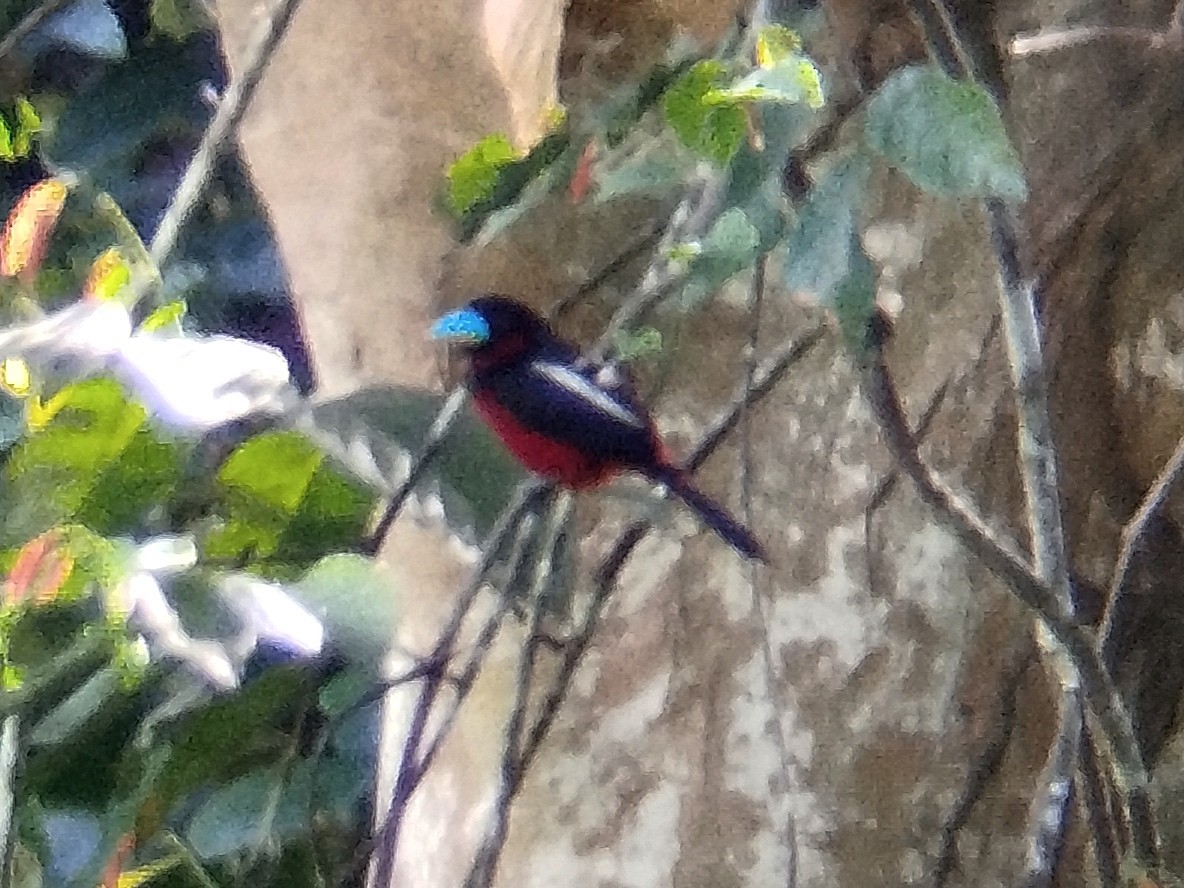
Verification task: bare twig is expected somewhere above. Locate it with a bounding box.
[1010,25,1183,58]
[463,495,572,888]
[903,1,1093,875]
[586,169,729,364]
[361,387,470,556]
[741,259,799,888]
[1079,720,1121,888]
[862,350,1154,866]
[0,716,19,888]
[934,651,1032,888]
[985,206,1082,888]
[0,0,73,64]
[365,480,547,888]
[1098,431,1184,657]
[1010,3,1184,58]
[146,0,306,278]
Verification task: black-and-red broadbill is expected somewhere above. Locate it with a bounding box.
[431,295,767,561]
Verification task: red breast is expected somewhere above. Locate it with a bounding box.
[472,391,620,488]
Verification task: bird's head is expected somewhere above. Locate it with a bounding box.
[430,295,552,360]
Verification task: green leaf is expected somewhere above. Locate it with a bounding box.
[469,138,578,246]
[662,61,747,165]
[783,154,870,305]
[755,25,802,67]
[456,131,573,243]
[12,97,40,158]
[679,207,761,308]
[206,431,372,565]
[864,65,1027,201]
[75,430,185,534]
[2,380,148,544]
[612,327,663,362]
[220,432,321,514]
[138,300,186,334]
[0,119,13,161]
[832,247,879,355]
[705,57,825,109]
[157,666,319,803]
[445,135,519,216]
[290,554,398,664]
[593,144,691,203]
[186,769,277,859]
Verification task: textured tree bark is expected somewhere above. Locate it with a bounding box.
[212,0,1184,884]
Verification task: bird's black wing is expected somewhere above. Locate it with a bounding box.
[478,355,661,467]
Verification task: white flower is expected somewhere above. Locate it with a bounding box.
[219,573,325,659]
[132,534,198,574]
[116,570,238,690]
[0,300,132,368]
[110,535,237,689]
[0,301,297,432]
[114,334,294,432]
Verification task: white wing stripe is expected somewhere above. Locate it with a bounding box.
[532,361,645,428]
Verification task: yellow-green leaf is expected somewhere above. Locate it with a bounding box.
[755,25,802,68]
[83,247,132,302]
[445,135,520,216]
[139,300,187,333]
[663,61,746,166]
[12,97,40,157]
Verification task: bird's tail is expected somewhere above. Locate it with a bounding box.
[646,464,767,562]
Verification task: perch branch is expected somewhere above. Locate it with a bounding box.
[862,348,1154,865]
[0,0,72,63]
[1098,430,1184,658]
[1011,3,1184,58]
[147,0,306,276]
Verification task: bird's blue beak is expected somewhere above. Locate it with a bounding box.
[430,308,491,345]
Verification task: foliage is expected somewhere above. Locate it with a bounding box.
[0,2,1033,887]
[443,22,1025,358]
[0,7,482,888]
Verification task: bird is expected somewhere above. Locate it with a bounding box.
[430,295,767,561]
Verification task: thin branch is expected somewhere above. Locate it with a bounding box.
[586,169,729,364]
[1079,719,1121,888]
[0,717,19,888]
[464,495,572,888]
[1021,702,1079,888]
[364,481,546,888]
[0,0,73,64]
[146,0,306,279]
[1011,1,1184,57]
[985,202,1083,888]
[1010,25,1183,57]
[905,2,1092,875]
[862,347,1152,862]
[934,651,1032,888]
[741,259,799,888]
[361,387,469,556]
[552,224,668,320]
[1098,430,1184,658]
